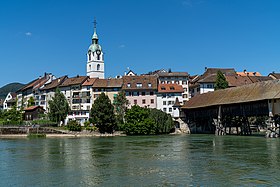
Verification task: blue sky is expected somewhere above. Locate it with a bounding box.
[1,0,280,87]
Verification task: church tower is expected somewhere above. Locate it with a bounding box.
[87,19,104,79]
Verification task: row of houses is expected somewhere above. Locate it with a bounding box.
[1,68,280,125]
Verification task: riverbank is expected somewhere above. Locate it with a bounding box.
[0,131,126,138]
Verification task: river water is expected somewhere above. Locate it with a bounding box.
[0,135,280,186]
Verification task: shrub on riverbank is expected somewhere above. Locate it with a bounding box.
[124,105,174,135]
[66,120,81,131]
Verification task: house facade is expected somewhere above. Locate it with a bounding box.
[122,75,158,108]
[156,83,184,118]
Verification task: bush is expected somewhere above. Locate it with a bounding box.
[27,133,46,138]
[66,120,82,131]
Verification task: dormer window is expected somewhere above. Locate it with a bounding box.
[161,86,166,90]
[148,83,152,87]
[127,83,131,88]
[170,86,175,90]
[136,83,142,88]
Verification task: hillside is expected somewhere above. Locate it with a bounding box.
[0,83,25,99]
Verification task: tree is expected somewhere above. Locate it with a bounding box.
[90,92,116,133]
[124,105,155,135]
[48,89,70,124]
[27,97,35,107]
[113,91,129,125]
[149,108,174,134]
[214,70,229,90]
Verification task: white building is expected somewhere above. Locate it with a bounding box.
[3,92,17,110]
[86,20,104,79]
[156,83,184,118]
[156,71,190,105]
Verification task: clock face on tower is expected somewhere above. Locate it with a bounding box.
[96,50,101,55]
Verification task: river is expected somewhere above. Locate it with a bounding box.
[0,135,279,186]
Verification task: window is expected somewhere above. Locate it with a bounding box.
[163,108,167,112]
[168,101,172,105]
[161,86,166,90]
[127,83,131,88]
[163,101,166,105]
[136,83,142,88]
[151,99,154,104]
[97,64,100,71]
[150,92,154,96]
[169,108,172,112]
[183,81,187,85]
[170,86,175,90]
[183,94,188,98]
[88,52,91,61]
[141,92,145,96]
[134,100,137,105]
[89,64,91,70]
[142,99,146,104]
[148,83,152,87]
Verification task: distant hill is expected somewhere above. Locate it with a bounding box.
[0,83,25,100]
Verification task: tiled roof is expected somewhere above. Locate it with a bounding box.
[92,78,123,88]
[237,72,262,76]
[158,83,184,93]
[248,76,272,83]
[225,75,253,87]
[269,73,280,79]
[59,76,88,87]
[122,75,158,90]
[182,79,280,109]
[197,68,236,83]
[82,78,98,86]
[24,105,45,111]
[156,72,189,77]
[42,76,68,90]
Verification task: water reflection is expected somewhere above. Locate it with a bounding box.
[0,135,280,186]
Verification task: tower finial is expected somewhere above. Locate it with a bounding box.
[93,17,97,34]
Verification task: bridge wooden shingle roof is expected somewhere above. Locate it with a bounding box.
[182,79,280,109]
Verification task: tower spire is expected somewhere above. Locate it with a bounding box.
[93,17,97,34]
[92,17,98,41]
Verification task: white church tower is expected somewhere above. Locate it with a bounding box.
[87,19,104,79]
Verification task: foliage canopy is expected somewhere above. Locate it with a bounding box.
[90,92,116,133]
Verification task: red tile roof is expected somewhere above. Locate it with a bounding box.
[92,78,123,88]
[24,105,45,111]
[41,76,68,90]
[59,76,88,87]
[237,72,262,76]
[82,78,98,86]
[122,75,158,90]
[158,84,184,93]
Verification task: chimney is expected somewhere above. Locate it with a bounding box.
[253,72,256,76]
[243,69,247,75]
[205,67,208,72]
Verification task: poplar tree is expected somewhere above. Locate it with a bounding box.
[113,91,129,125]
[90,92,116,133]
[48,89,70,124]
[214,70,229,90]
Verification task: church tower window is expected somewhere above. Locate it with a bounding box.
[97,64,100,71]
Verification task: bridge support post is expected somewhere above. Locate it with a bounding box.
[215,105,225,136]
[266,100,279,138]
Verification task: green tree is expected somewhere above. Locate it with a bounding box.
[124,105,156,135]
[113,91,129,126]
[149,108,174,134]
[90,92,116,133]
[48,89,70,124]
[27,97,35,107]
[214,70,229,90]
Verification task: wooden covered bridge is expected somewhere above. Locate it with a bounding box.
[181,79,280,137]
